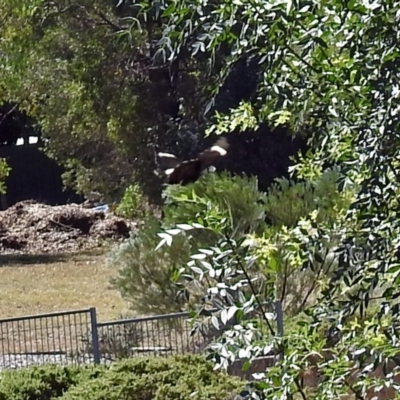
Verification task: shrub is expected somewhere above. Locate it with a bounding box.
[110,170,356,320]
[162,171,267,237]
[62,355,243,400]
[0,364,95,400]
[248,169,358,315]
[263,168,357,229]
[0,356,244,400]
[108,215,193,315]
[152,169,358,322]
[115,182,151,220]
[109,172,268,315]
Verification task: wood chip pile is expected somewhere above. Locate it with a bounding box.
[0,200,137,254]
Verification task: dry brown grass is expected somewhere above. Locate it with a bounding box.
[0,250,203,357]
[0,249,129,322]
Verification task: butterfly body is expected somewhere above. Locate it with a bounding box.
[154,138,229,185]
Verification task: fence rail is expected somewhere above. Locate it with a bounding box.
[96,312,205,361]
[0,301,283,370]
[0,308,95,370]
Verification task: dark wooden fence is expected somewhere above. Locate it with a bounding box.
[0,144,83,210]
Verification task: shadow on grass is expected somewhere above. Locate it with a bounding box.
[0,248,107,266]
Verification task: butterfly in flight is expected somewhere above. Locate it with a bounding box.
[154,137,230,185]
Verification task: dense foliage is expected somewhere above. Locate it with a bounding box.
[162,171,267,237]
[109,215,191,315]
[109,172,268,314]
[3,0,400,398]
[110,170,354,321]
[0,0,304,203]
[0,355,243,400]
[129,0,400,398]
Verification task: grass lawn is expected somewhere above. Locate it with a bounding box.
[0,249,129,322]
[0,250,197,357]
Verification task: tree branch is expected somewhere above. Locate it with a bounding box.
[96,11,123,32]
[224,233,276,337]
[0,101,22,126]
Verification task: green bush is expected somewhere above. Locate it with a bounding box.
[110,169,358,319]
[162,171,267,237]
[0,364,98,400]
[249,169,358,316]
[109,172,268,315]
[108,215,193,315]
[0,356,244,400]
[115,183,151,220]
[264,168,356,229]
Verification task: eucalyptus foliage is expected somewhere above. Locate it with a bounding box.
[130,0,400,397]
[110,173,269,315]
[162,171,267,237]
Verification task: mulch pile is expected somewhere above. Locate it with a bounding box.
[0,200,137,255]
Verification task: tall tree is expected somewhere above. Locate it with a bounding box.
[144,0,400,397]
[0,0,305,203]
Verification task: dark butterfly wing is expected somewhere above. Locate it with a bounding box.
[197,137,229,170]
[156,152,181,170]
[167,159,202,185]
[157,137,229,185]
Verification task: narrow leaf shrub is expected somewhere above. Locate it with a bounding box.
[246,169,357,315]
[109,172,269,315]
[108,215,192,315]
[162,171,268,237]
[264,168,356,229]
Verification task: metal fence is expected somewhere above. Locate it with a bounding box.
[96,311,209,363]
[0,301,283,370]
[0,308,97,370]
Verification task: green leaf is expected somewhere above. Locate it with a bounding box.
[313,36,328,48]
[314,253,324,263]
[162,2,176,17]
[211,315,220,330]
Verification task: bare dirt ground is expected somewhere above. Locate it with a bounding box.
[0,200,137,255]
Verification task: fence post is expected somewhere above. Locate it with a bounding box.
[89,308,101,364]
[274,300,284,337]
